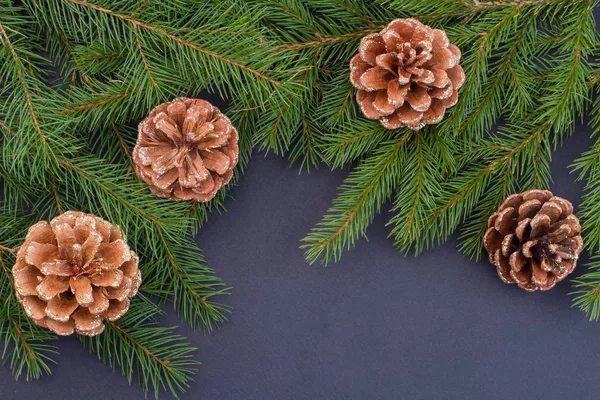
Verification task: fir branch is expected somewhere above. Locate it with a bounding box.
[279,27,382,50]
[323,122,391,168]
[0,23,46,144]
[66,90,130,113]
[303,134,411,264]
[440,6,531,139]
[150,229,230,332]
[0,253,58,381]
[387,131,452,253]
[455,13,535,136]
[572,258,600,321]
[471,0,567,9]
[0,302,58,381]
[109,122,134,166]
[412,123,551,255]
[80,297,198,399]
[58,158,166,227]
[63,0,283,87]
[133,25,158,87]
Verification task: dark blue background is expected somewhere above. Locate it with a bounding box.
[2,114,599,398]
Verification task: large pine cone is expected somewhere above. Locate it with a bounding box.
[133,98,239,202]
[484,190,583,292]
[12,211,141,336]
[350,18,465,130]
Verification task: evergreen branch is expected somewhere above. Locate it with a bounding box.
[65,91,130,113]
[50,177,63,214]
[109,122,133,166]
[0,254,58,381]
[471,0,568,8]
[536,0,597,139]
[269,0,322,32]
[457,167,516,259]
[410,122,551,253]
[441,6,530,138]
[58,158,165,226]
[80,297,198,399]
[0,23,46,144]
[151,228,230,332]
[0,305,58,381]
[330,0,376,25]
[388,132,449,253]
[133,25,158,87]
[303,134,411,264]
[0,245,16,253]
[0,120,15,137]
[280,27,382,50]
[64,0,283,87]
[325,125,392,168]
[572,258,600,321]
[456,14,533,136]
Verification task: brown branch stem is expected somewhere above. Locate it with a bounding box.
[0,24,46,143]
[108,322,172,369]
[133,25,157,87]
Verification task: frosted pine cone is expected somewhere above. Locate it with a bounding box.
[133,98,239,202]
[350,18,465,130]
[12,211,141,336]
[484,190,583,292]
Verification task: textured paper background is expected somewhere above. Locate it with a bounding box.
[2,96,600,399]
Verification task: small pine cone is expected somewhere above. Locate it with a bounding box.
[133,98,239,202]
[350,18,465,130]
[12,211,141,336]
[484,190,583,292]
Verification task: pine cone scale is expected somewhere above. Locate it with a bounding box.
[103,299,130,322]
[88,288,110,314]
[407,86,431,112]
[167,101,187,126]
[484,190,583,291]
[38,276,69,300]
[22,295,46,320]
[46,296,78,322]
[373,91,395,116]
[46,318,74,336]
[89,269,123,287]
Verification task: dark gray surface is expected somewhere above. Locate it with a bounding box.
[2,125,600,399]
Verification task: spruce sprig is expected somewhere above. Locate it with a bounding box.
[292,0,598,266]
[0,0,272,396]
[79,296,198,400]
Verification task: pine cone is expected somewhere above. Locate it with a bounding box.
[350,18,465,130]
[12,211,141,336]
[483,190,583,292]
[133,98,239,202]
